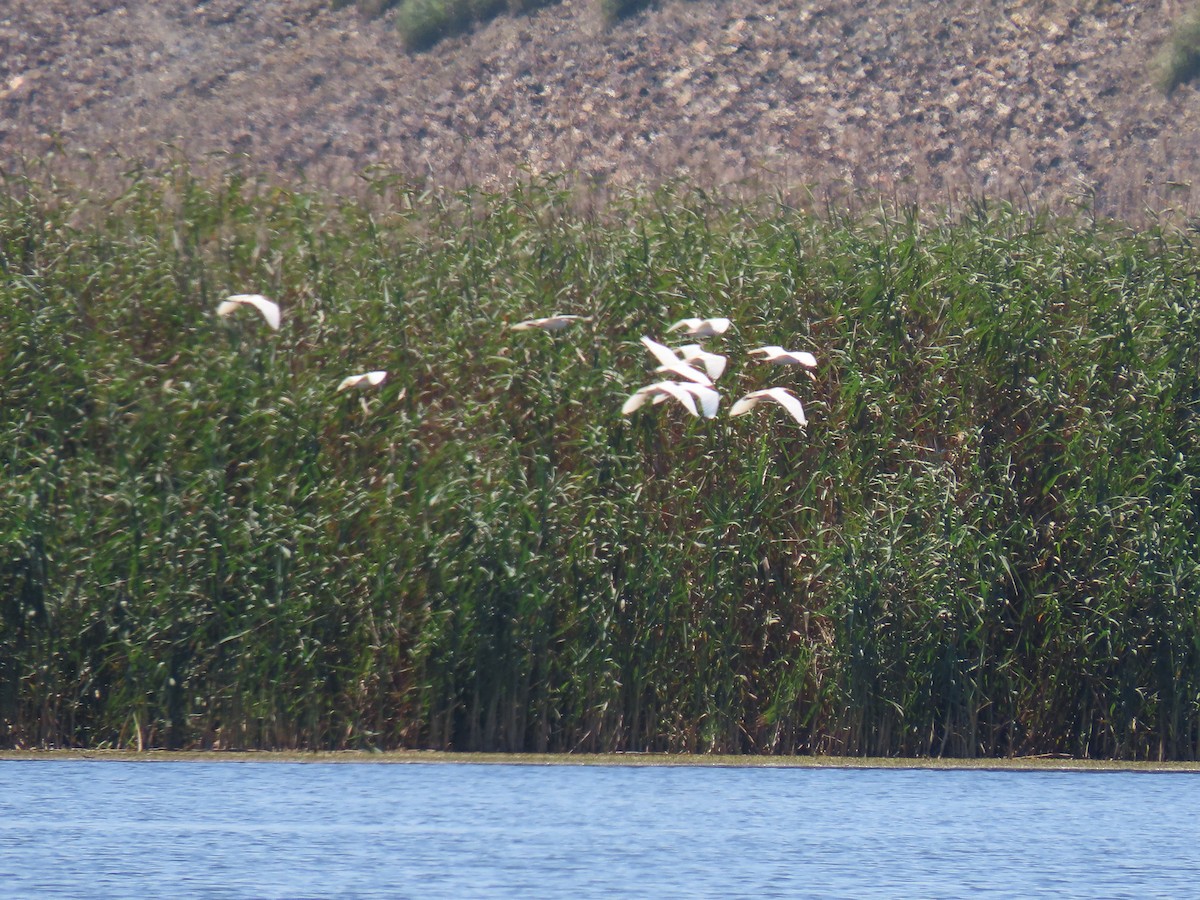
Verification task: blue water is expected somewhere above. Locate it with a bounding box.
[1,760,1197,899]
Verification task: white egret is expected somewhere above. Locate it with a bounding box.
[677,344,728,380]
[336,371,388,392]
[622,381,720,419]
[639,336,715,385]
[510,315,586,331]
[216,293,281,330]
[749,346,818,368]
[666,317,731,338]
[730,387,808,425]
[624,384,705,420]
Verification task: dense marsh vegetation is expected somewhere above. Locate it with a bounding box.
[4,165,1200,759]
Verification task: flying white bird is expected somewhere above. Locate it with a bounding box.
[639,337,716,385]
[641,336,683,367]
[666,317,731,338]
[336,371,388,392]
[654,361,712,385]
[622,381,720,418]
[216,294,281,330]
[749,346,818,368]
[677,344,728,380]
[510,315,586,331]
[672,381,721,418]
[730,387,808,425]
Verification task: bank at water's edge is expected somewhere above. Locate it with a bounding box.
[5,750,1200,772]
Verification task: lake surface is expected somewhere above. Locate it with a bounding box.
[1,759,1197,898]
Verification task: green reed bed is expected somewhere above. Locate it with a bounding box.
[3,166,1200,758]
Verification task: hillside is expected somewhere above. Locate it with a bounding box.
[5,0,1200,217]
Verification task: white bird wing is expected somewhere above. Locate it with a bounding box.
[666,318,699,334]
[337,370,388,392]
[667,317,731,337]
[677,382,721,418]
[655,381,700,416]
[765,388,807,424]
[749,345,785,360]
[541,315,582,330]
[750,345,818,367]
[624,381,701,417]
[640,336,682,367]
[654,358,713,385]
[621,384,658,415]
[223,293,280,330]
[511,317,555,330]
[512,314,583,331]
[729,391,764,417]
[678,344,727,380]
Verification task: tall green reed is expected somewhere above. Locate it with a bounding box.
[4,166,1200,758]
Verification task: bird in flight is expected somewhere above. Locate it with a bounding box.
[336,371,388,392]
[730,387,808,425]
[510,315,587,331]
[676,344,728,380]
[748,346,817,368]
[666,317,731,338]
[622,381,720,418]
[216,294,281,330]
[640,337,714,385]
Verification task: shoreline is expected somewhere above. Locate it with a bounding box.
[2,749,1199,772]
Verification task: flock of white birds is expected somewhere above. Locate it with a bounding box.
[214,294,814,426]
[512,313,815,426]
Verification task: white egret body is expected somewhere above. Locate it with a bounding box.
[336,371,388,392]
[666,317,731,338]
[510,315,586,331]
[749,346,818,368]
[217,294,281,330]
[730,387,808,425]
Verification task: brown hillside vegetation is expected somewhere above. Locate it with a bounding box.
[3,0,1200,218]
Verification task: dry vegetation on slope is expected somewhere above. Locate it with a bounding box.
[3,1,1200,217]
